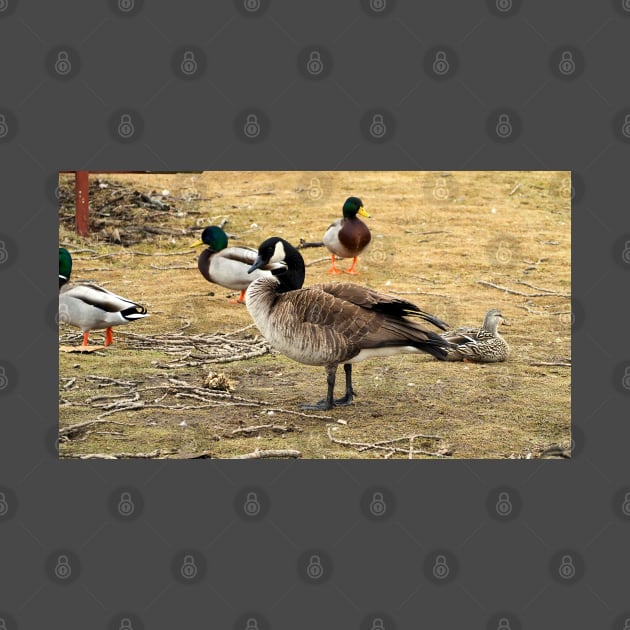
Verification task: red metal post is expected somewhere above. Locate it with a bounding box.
[75,170,89,236]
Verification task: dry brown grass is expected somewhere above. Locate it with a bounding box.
[58,170,571,459]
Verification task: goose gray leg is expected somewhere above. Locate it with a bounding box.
[300,364,338,411]
[333,364,354,405]
[299,364,355,410]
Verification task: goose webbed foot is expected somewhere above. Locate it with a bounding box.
[299,364,354,411]
[299,399,334,411]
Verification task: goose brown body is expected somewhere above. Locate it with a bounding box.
[245,237,452,410]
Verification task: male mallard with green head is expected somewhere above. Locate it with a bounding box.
[323,196,371,275]
[193,225,280,304]
[58,247,149,347]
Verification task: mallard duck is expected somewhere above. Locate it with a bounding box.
[193,226,281,304]
[58,247,149,347]
[440,309,509,362]
[246,237,452,410]
[323,196,371,274]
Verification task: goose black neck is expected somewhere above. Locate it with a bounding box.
[273,239,306,292]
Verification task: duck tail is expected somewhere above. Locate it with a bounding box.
[121,305,149,321]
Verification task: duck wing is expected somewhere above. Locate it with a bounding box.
[60,283,147,314]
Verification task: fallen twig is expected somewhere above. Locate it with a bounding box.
[327,427,447,458]
[529,361,571,367]
[230,448,302,459]
[477,280,570,298]
[230,423,298,436]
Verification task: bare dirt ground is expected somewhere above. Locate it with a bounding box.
[58,170,571,459]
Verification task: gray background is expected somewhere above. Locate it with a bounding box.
[0,0,629,628]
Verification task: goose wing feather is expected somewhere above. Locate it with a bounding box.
[269,284,448,363]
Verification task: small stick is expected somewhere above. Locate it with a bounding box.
[529,361,571,367]
[509,183,521,196]
[230,448,302,459]
[477,280,570,298]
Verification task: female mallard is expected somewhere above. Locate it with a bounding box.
[441,309,509,362]
[246,237,452,410]
[193,226,280,304]
[58,247,149,347]
[323,196,371,274]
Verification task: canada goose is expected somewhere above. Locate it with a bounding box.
[323,196,371,274]
[58,247,149,347]
[440,309,509,362]
[245,237,452,410]
[192,225,278,304]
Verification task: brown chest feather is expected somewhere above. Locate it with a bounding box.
[338,218,371,253]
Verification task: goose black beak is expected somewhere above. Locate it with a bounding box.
[248,257,265,273]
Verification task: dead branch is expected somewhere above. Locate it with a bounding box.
[477,280,570,298]
[327,427,447,458]
[149,264,196,270]
[298,239,325,249]
[390,290,451,298]
[515,280,568,294]
[305,257,330,267]
[230,448,302,459]
[61,449,177,459]
[230,423,297,436]
[59,418,128,438]
[509,183,521,196]
[529,361,571,367]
